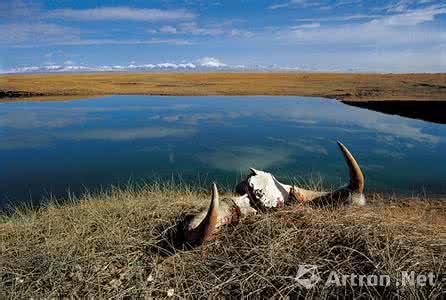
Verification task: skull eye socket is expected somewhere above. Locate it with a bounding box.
[254,189,264,198]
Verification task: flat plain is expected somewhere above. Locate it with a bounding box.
[1,72,446,101]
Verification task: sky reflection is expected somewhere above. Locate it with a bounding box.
[1,95,445,205]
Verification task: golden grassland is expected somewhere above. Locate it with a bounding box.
[1,72,446,102]
[1,183,445,298]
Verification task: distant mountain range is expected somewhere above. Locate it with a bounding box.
[1,59,309,74]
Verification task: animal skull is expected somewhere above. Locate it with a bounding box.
[164,141,365,249]
[238,141,365,208]
[245,168,288,208]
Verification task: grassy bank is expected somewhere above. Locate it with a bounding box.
[1,183,444,298]
[1,72,446,102]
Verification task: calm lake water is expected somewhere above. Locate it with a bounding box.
[1,96,445,206]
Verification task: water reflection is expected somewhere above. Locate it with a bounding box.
[1,96,445,205]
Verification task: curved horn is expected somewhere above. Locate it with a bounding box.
[185,183,220,245]
[249,168,259,175]
[337,141,364,193]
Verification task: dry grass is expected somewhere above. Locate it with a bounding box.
[0,183,445,298]
[1,72,446,102]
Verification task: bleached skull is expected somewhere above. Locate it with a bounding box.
[232,194,258,216]
[166,141,365,250]
[238,141,366,209]
[247,168,289,208]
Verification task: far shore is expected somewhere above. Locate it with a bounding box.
[1,72,445,102]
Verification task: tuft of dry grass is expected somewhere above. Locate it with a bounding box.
[1,72,446,102]
[1,184,445,298]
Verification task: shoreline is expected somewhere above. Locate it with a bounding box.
[3,178,446,213]
[1,72,445,102]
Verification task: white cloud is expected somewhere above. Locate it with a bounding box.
[159,25,177,34]
[334,0,362,6]
[292,23,320,29]
[295,3,446,25]
[297,14,384,22]
[268,3,291,10]
[0,132,54,150]
[270,4,446,72]
[229,29,254,38]
[282,15,446,47]
[197,57,226,67]
[383,0,437,13]
[0,111,86,129]
[46,6,196,22]
[373,149,405,160]
[0,125,197,149]
[268,137,328,155]
[370,5,446,26]
[0,23,192,47]
[269,0,318,10]
[178,22,225,36]
[0,22,191,47]
[77,38,191,46]
[199,146,294,171]
[161,113,224,124]
[153,22,253,38]
[268,101,442,144]
[0,0,42,20]
[0,23,81,46]
[68,127,197,141]
[385,0,413,13]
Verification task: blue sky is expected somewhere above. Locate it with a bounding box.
[1,0,445,73]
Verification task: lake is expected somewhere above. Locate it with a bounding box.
[1,95,445,207]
